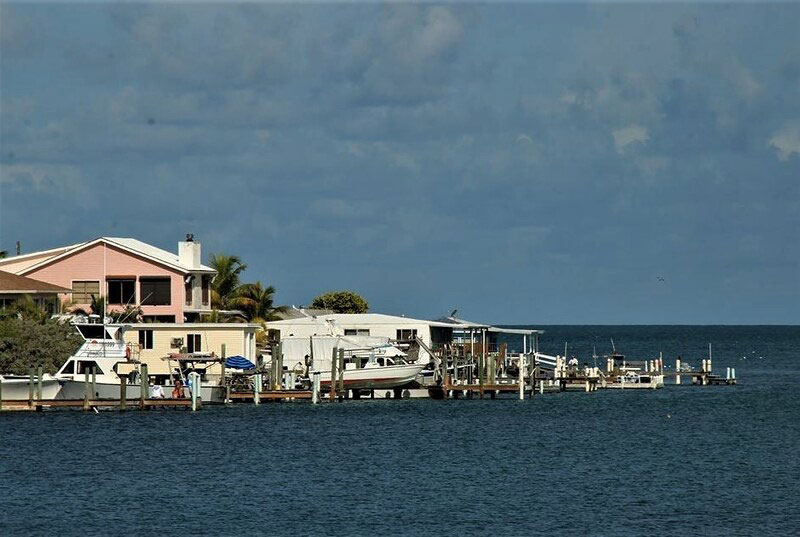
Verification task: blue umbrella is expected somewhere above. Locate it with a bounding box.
[225,355,255,370]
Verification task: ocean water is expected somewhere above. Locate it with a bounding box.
[1,326,798,536]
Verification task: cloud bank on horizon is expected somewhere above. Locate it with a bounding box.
[1,3,798,324]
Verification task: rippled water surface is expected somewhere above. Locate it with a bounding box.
[1,326,798,536]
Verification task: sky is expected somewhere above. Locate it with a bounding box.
[1,2,798,324]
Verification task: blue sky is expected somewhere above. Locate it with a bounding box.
[1,3,798,324]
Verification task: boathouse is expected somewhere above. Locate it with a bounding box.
[265,313,459,365]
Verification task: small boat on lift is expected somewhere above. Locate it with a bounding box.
[280,335,424,391]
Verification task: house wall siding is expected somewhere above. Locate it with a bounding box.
[25,243,187,321]
[124,325,257,375]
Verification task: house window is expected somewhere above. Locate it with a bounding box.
[72,281,100,303]
[396,329,418,341]
[140,277,171,305]
[187,334,201,353]
[185,278,193,306]
[107,279,136,305]
[344,329,370,336]
[138,329,154,350]
[201,275,211,305]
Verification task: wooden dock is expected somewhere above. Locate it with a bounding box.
[0,398,194,411]
[227,390,313,402]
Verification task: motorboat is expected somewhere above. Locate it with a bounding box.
[318,354,424,390]
[54,322,225,402]
[0,374,62,400]
[280,335,424,391]
[602,352,664,389]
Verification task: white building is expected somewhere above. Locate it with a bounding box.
[265,313,459,365]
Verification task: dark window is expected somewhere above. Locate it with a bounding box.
[72,281,100,303]
[142,315,175,323]
[185,278,192,306]
[138,330,154,350]
[77,361,104,375]
[59,360,75,375]
[201,275,211,305]
[107,279,136,305]
[76,325,112,340]
[344,329,370,336]
[187,334,201,353]
[140,278,171,306]
[396,329,418,341]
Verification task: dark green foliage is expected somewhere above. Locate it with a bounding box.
[0,318,83,374]
[310,291,369,314]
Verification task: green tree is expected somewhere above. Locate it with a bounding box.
[231,281,285,322]
[0,318,83,374]
[310,291,369,314]
[209,254,247,309]
[2,295,49,323]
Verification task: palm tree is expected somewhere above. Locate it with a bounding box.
[209,254,247,309]
[230,281,285,322]
[6,295,49,323]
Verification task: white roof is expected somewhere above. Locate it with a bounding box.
[19,237,215,275]
[267,313,456,328]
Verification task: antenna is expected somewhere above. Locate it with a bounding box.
[610,338,616,352]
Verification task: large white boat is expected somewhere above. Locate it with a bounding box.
[280,335,424,391]
[0,374,62,400]
[54,323,225,402]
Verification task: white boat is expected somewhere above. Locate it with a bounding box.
[318,357,425,390]
[0,374,62,400]
[281,335,424,391]
[602,352,664,389]
[54,322,225,402]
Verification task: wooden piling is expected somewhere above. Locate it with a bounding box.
[190,372,199,411]
[140,364,148,409]
[675,357,682,385]
[312,371,320,404]
[28,367,34,407]
[91,366,97,398]
[0,376,3,410]
[518,354,525,400]
[329,348,337,401]
[36,366,43,401]
[220,343,228,403]
[83,370,90,411]
[120,377,127,410]
[253,373,261,405]
[337,348,345,397]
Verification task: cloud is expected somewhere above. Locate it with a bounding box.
[612,124,649,153]
[768,122,800,161]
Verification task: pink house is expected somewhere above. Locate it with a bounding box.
[0,236,216,323]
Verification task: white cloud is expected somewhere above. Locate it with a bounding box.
[768,123,800,161]
[612,124,649,154]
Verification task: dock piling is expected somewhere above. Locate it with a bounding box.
[329,348,337,401]
[190,372,199,411]
[120,377,127,410]
[312,371,320,404]
[253,372,261,405]
[36,366,43,401]
[83,370,90,411]
[29,367,34,407]
[337,348,345,398]
[140,364,148,409]
[518,354,525,400]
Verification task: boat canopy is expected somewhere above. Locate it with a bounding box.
[225,355,255,370]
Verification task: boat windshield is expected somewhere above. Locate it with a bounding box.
[59,360,74,375]
[76,360,105,375]
[76,324,113,341]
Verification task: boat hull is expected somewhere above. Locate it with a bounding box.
[0,377,62,400]
[319,364,424,390]
[57,380,225,403]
